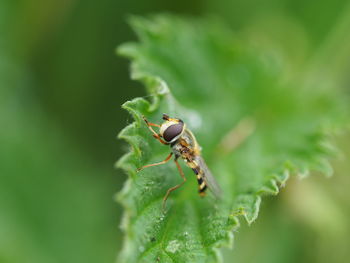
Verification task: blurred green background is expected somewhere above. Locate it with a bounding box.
[0,0,349,263]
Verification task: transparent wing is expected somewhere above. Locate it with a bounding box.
[196,155,222,198]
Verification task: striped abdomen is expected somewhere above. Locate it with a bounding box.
[184,155,222,198]
[191,166,207,196]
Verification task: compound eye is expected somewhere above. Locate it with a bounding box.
[163,123,184,142]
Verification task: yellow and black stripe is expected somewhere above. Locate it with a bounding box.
[191,167,207,196]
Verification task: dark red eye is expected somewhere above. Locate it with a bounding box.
[163,123,184,142]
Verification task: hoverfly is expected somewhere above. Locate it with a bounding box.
[137,113,221,210]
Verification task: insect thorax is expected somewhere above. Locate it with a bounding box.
[170,129,198,160]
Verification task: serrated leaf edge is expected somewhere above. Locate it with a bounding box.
[116,14,340,262]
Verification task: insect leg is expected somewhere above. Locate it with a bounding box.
[162,157,186,211]
[142,115,168,145]
[143,115,160,127]
[136,153,173,172]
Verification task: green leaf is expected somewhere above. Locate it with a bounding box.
[116,15,346,263]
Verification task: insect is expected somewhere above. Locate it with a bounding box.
[137,113,221,210]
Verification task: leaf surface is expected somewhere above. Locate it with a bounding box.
[117,15,345,263]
